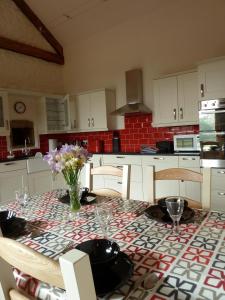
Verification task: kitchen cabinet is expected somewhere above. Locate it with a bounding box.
[198,58,225,100]
[75,89,116,131]
[101,155,143,201]
[0,92,9,136]
[211,168,225,211]
[153,72,198,126]
[0,160,28,205]
[178,156,201,203]
[38,95,70,133]
[142,155,179,201]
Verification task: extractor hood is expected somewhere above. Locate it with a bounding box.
[112,69,151,115]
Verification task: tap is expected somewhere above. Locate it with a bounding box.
[22,138,30,156]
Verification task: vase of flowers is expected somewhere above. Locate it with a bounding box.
[44,144,90,218]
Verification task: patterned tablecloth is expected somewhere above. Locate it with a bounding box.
[2,191,225,300]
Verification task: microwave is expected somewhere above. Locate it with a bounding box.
[173,134,200,152]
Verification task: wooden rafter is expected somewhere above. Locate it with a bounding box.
[0,0,64,65]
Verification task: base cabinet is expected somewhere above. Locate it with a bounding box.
[211,168,225,211]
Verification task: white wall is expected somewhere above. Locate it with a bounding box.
[0,0,64,94]
[62,0,225,128]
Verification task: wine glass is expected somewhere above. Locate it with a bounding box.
[165,197,184,235]
[15,186,29,217]
[94,204,112,239]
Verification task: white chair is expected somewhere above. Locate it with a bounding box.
[145,166,211,209]
[85,163,131,200]
[0,237,96,300]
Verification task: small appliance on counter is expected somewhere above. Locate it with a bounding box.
[173,134,200,153]
[112,132,121,153]
[156,141,174,154]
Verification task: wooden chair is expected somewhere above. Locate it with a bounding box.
[145,166,211,209]
[85,163,131,199]
[0,237,96,300]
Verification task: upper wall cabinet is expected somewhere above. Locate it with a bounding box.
[153,72,198,127]
[38,95,71,134]
[75,89,116,131]
[198,58,225,100]
[0,92,9,136]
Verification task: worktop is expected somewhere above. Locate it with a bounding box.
[91,152,200,156]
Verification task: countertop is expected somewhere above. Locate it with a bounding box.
[91,152,200,156]
[0,152,200,163]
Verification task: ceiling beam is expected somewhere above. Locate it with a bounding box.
[0,36,64,65]
[12,0,64,58]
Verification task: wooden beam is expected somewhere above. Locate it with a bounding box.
[12,0,64,59]
[0,36,64,65]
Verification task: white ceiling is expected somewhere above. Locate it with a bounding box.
[26,0,160,45]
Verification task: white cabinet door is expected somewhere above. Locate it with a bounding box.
[178,72,198,124]
[198,59,225,100]
[211,168,225,211]
[142,156,179,202]
[0,92,9,136]
[153,77,178,125]
[90,91,107,130]
[153,72,198,127]
[28,170,52,196]
[0,169,28,205]
[76,93,91,130]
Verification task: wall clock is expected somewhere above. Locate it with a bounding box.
[14,101,26,114]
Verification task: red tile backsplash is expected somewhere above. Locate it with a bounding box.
[0,113,199,158]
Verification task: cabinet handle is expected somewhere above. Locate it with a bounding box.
[200,84,204,97]
[179,107,183,119]
[218,192,225,196]
[116,165,123,169]
[117,181,122,184]
[182,157,196,160]
[217,170,225,174]
[88,118,90,127]
[91,118,94,127]
[173,108,177,120]
[116,156,125,159]
[4,162,15,166]
[153,157,165,160]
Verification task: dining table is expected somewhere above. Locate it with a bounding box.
[1,190,225,300]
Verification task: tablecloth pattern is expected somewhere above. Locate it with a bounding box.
[2,191,225,300]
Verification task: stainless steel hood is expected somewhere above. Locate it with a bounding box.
[112,69,151,115]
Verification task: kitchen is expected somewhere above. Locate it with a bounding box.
[0,1,225,299]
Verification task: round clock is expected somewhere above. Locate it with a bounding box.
[14,101,26,114]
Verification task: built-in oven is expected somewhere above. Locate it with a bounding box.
[199,99,225,167]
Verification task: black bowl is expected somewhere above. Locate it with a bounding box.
[0,210,16,223]
[158,197,188,215]
[76,239,120,265]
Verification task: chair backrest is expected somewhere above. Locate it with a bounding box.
[85,163,131,199]
[144,166,211,209]
[0,237,96,300]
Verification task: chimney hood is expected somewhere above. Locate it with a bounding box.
[112,69,151,116]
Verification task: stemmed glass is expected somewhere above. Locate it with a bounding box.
[94,204,112,239]
[165,197,184,235]
[15,186,29,218]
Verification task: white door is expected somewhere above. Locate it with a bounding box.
[90,90,107,130]
[0,170,28,205]
[76,93,91,130]
[198,59,225,99]
[28,170,52,196]
[178,72,199,124]
[153,77,178,125]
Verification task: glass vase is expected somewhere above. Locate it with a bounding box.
[68,184,81,220]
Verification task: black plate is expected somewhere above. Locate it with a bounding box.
[0,210,16,223]
[76,239,120,265]
[0,217,27,237]
[93,251,133,296]
[144,205,195,223]
[58,191,96,205]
